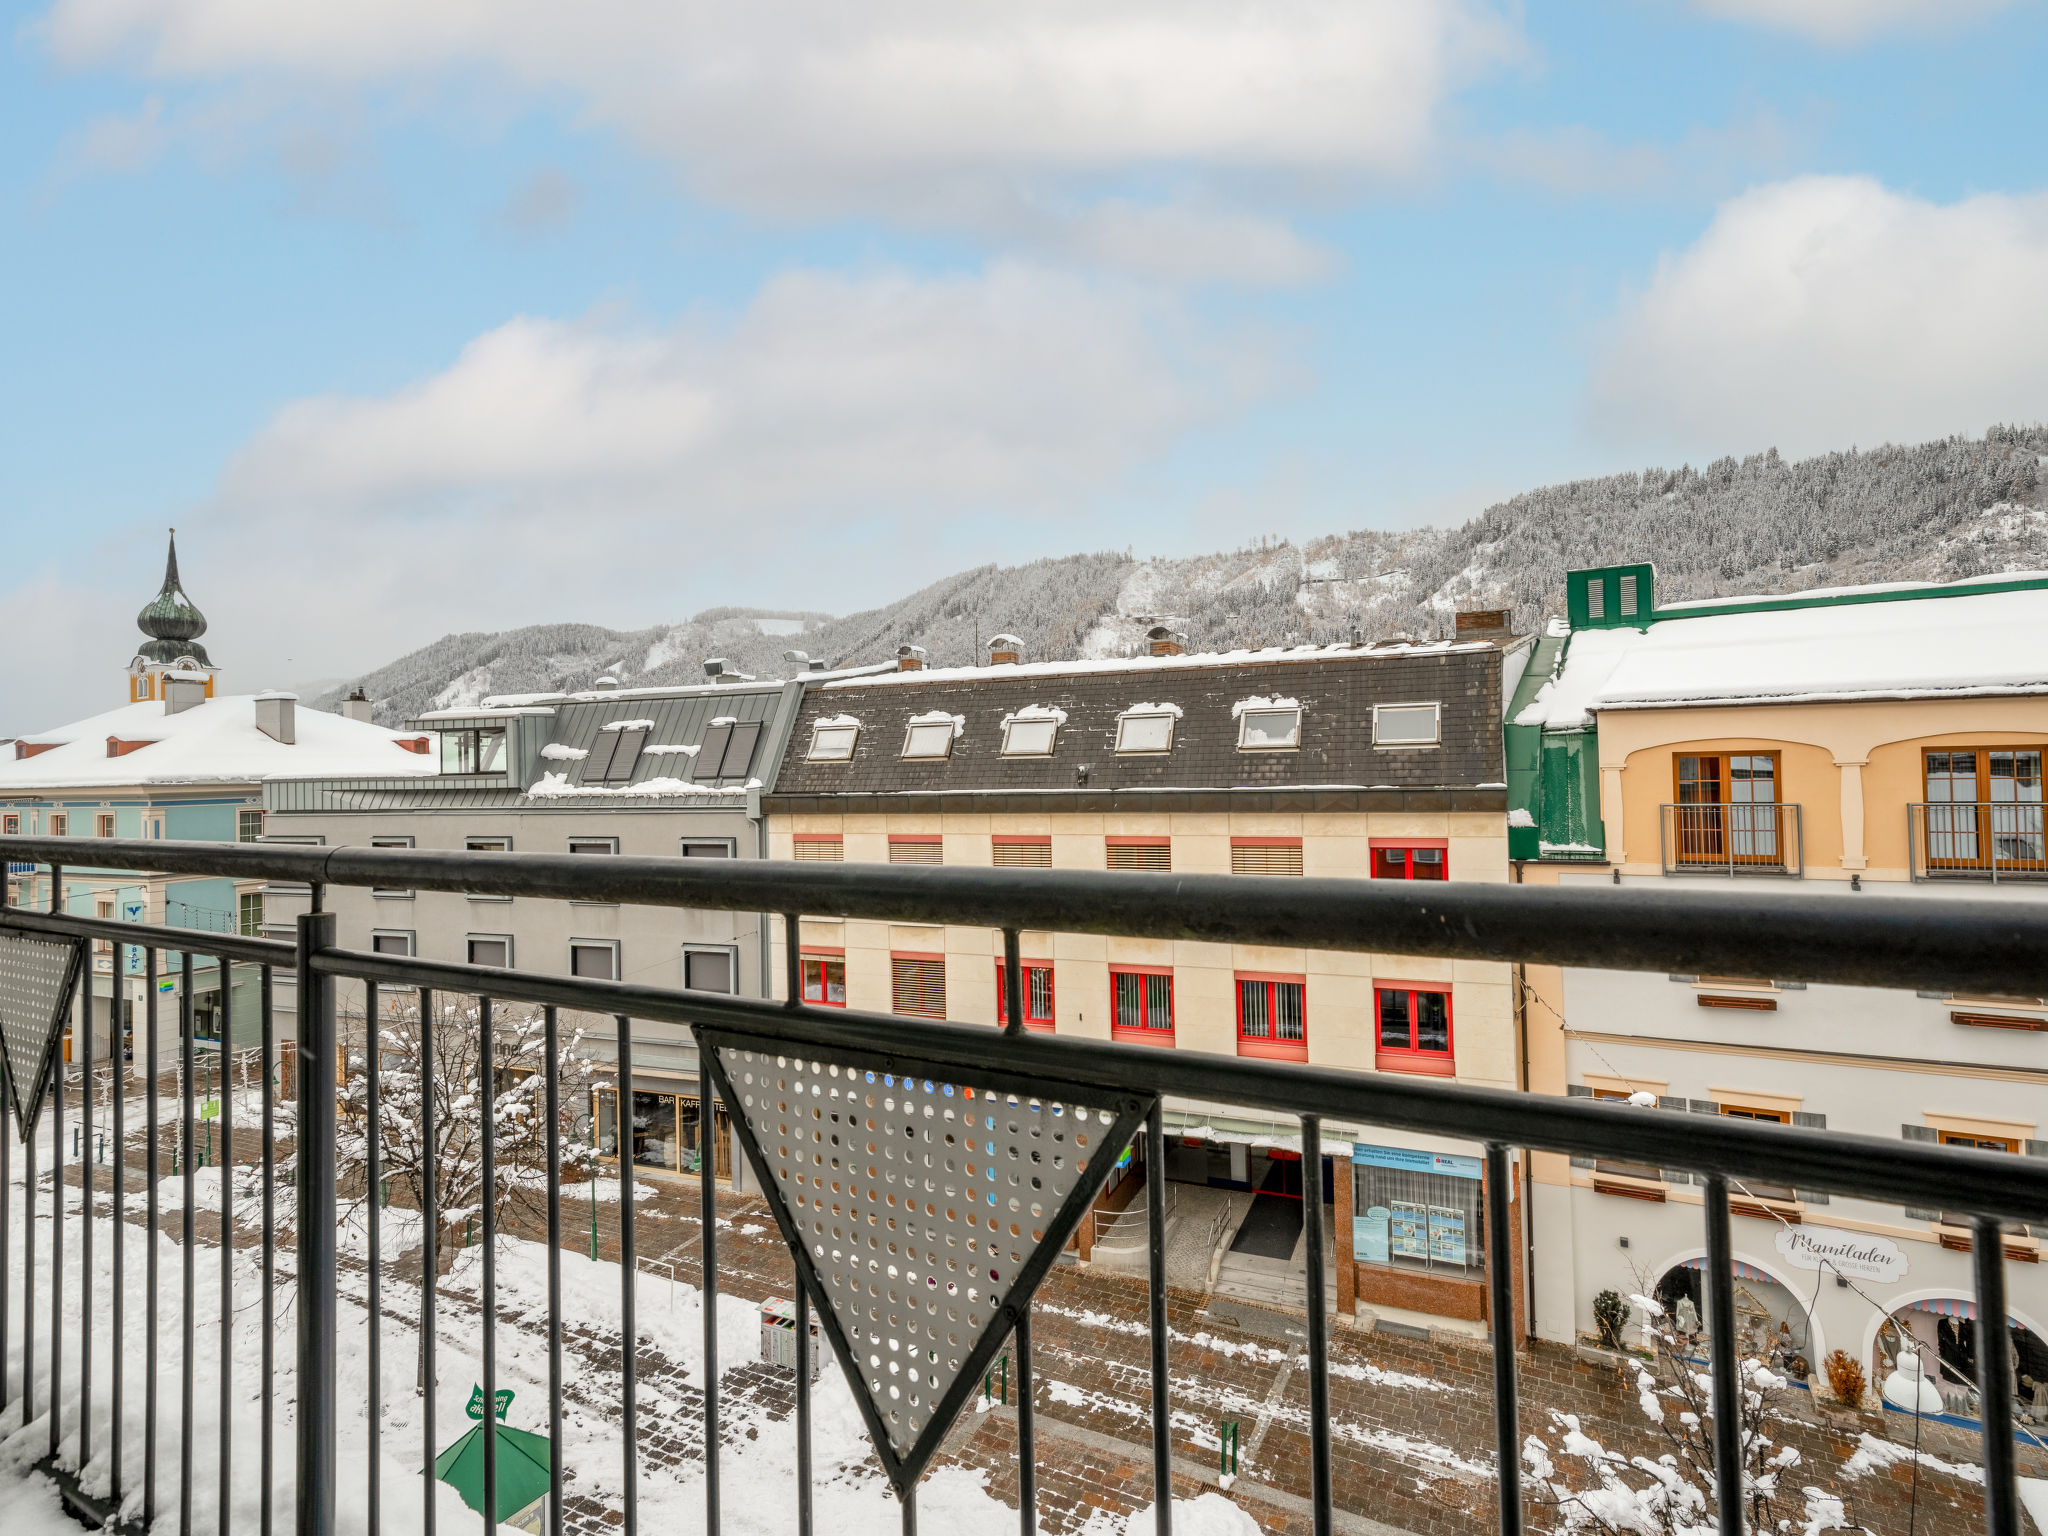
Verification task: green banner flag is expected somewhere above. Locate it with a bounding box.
[466,1385,513,1422]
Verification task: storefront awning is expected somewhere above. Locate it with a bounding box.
[1907,1297,1977,1319]
[1680,1257,1773,1282]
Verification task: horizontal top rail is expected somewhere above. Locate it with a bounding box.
[6,833,2047,998]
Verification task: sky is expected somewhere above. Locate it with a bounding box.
[5,0,2048,728]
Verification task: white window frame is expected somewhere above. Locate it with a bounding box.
[237,808,265,842]
[568,835,620,905]
[465,835,513,901]
[901,721,957,760]
[258,832,324,896]
[467,933,514,968]
[370,834,415,898]
[808,723,860,761]
[569,938,620,981]
[1000,718,1059,757]
[681,837,738,858]
[1237,707,1302,751]
[1371,701,1442,749]
[682,943,741,995]
[1114,712,1176,755]
[371,929,416,957]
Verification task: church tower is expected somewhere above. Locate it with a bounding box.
[128,530,218,703]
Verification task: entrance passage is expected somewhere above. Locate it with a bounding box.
[1229,1157,1303,1259]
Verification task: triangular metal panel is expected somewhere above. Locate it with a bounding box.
[0,928,85,1137]
[702,1032,1152,1493]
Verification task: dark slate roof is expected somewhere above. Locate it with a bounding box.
[538,688,783,791]
[767,645,1505,803]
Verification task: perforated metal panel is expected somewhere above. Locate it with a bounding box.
[0,928,85,1135]
[711,1042,1148,1484]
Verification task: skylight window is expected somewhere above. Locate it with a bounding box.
[1373,702,1441,747]
[902,711,964,760]
[808,716,860,761]
[1115,704,1181,754]
[1000,705,1066,757]
[1234,696,1301,750]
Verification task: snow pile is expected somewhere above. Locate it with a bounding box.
[641,744,700,756]
[998,704,1067,727]
[1230,695,1298,718]
[1120,702,1184,718]
[539,743,588,761]
[906,710,967,738]
[1507,808,1535,827]
[600,718,657,732]
[815,713,861,729]
[528,772,745,799]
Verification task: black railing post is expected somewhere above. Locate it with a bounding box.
[1301,1116,1331,1536]
[420,987,439,1536]
[50,860,65,1466]
[699,1039,718,1536]
[617,1013,641,1536]
[1972,1217,2018,1536]
[1002,929,1025,1037]
[80,924,95,1475]
[543,1005,565,1536]
[1015,1306,1037,1536]
[220,966,236,1531]
[366,981,383,1536]
[145,944,159,1527]
[1145,1101,1171,1536]
[1702,1177,1743,1536]
[296,909,340,1536]
[260,964,275,1536]
[110,935,126,1512]
[795,1284,813,1536]
[480,997,499,1536]
[181,948,196,1534]
[1484,1144,1523,1536]
[783,913,802,1006]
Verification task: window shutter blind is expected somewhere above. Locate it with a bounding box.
[599,729,647,783]
[891,958,946,1018]
[583,732,621,782]
[1106,841,1171,871]
[1792,1111,1827,1129]
[1688,1100,1721,1114]
[992,840,1053,867]
[696,723,734,780]
[1230,843,1303,876]
[792,838,843,862]
[719,721,763,780]
[889,840,943,865]
[1902,1124,1936,1141]
[1657,1096,1686,1110]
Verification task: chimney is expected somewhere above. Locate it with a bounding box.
[1145,626,1185,658]
[163,671,208,715]
[254,691,297,745]
[987,633,1023,666]
[593,675,621,691]
[703,659,727,680]
[1454,608,1513,640]
[341,688,374,724]
[896,644,927,672]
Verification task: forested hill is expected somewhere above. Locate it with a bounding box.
[318,426,2048,724]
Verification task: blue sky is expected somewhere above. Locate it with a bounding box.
[5,0,2048,725]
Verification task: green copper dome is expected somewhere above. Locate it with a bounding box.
[135,530,212,666]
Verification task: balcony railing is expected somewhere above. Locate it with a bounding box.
[1660,801,1803,876]
[2,833,2046,1536]
[1910,801,2048,881]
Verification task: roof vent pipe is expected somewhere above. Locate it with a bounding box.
[593,675,621,690]
[1145,626,1185,658]
[254,691,297,744]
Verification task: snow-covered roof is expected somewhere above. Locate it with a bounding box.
[413,706,555,722]
[822,640,1492,691]
[0,694,439,789]
[477,661,894,710]
[1515,584,2048,727]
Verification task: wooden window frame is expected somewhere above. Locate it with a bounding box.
[1374,983,1454,1077]
[1922,747,2045,870]
[995,960,1056,1032]
[1235,972,1307,1061]
[1370,838,1448,881]
[97,813,117,839]
[1672,752,1785,866]
[890,951,948,1019]
[1939,1128,2019,1154]
[1109,964,1175,1044]
[801,948,847,1008]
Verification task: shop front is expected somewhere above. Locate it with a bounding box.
[1342,1142,1505,1328]
[594,1077,737,1185]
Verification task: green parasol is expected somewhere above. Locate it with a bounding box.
[433,1388,552,1522]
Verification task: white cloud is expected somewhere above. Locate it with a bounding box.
[1685,0,2016,44]
[1587,175,2048,458]
[38,0,1514,273]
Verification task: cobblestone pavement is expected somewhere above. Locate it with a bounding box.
[38,1077,2046,1536]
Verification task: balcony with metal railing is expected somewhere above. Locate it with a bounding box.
[1659,802,1803,877]
[1910,801,2048,881]
[2,833,2046,1536]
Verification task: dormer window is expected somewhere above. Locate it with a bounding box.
[1235,697,1301,751]
[808,717,860,761]
[440,727,507,774]
[902,712,963,760]
[1000,706,1065,757]
[1372,702,1440,748]
[1115,704,1181,754]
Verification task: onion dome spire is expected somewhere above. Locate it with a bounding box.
[135,528,212,666]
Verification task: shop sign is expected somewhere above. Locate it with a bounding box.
[1351,1143,1482,1180]
[157,975,177,995]
[1773,1225,1907,1284]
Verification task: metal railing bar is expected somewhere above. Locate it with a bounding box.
[1972,1217,2018,1536]
[783,912,802,1008]
[146,944,160,1527]
[296,909,339,1536]
[182,947,196,1536]
[1484,1144,1522,1536]
[699,1041,717,1536]
[111,938,126,1512]
[1702,1178,1742,1536]
[1015,1307,1037,1536]
[420,986,438,1536]
[24,1052,36,1435]
[0,902,292,967]
[480,996,499,1536]
[221,966,235,1535]
[796,1284,813,1536]
[616,1013,640,1536]
[10,833,2048,999]
[304,948,2048,1221]
[1002,928,1024,1038]
[80,924,96,1478]
[1,1026,9,1416]
[260,963,275,1536]
[1145,1101,1171,1536]
[543,1005,565,1536]
[50,863,64,1469]
[1301,1116,1331,1536]
[367,980,384,1536]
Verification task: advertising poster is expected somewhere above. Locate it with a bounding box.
[1389,1201,1429,1259]
[1355,1206,1390,1263]
[1428,1205,1467,1266]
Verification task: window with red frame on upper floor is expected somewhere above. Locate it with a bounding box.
[995,961,1055,1031]
[1236,975,1306,1061]
[793,834,844,862]
[1110,967,1173,1042]
[802,952,846,1006]
[1372,842,1446,880]
[1376,985,1452,1075]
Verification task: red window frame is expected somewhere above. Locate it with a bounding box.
[1375,983,1454,1076]
[792,833,844,862]
[887,834,944,865]
[1235,972,1307,1061]
[1371,838,1448,881]
[801,946,847,1007]
[1109,965,1175,1044]
[995,960,1056,1032]
[1105,835,1172,871]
